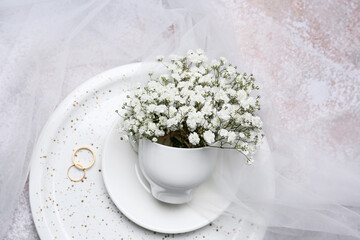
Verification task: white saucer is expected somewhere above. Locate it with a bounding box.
[30,62,266,239]
[102,123,231,234]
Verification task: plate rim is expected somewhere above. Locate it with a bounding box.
[29,62,152,239]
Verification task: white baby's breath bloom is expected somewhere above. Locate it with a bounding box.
[188,53,202,64]
[150,91,158,100]
[156,55,164,61]
[187,50,208,63]
[227,131,237,143]
[211,60,220,67]
[138,126,146,135]
[233,113,242,124]
[196,49,204,54]
[171,73,181,81]
[194,85,203,92]
[190,66,199,74]
[203,130,215,145]
[189,132,200,145]
[194,111,205,124]
[140,93,152,102]
[166,117,179,128]
[174,95,186,104]
[203,121,210,129]
[168,106,177,117]
[148,122,157,132]
[147,80,159,90]
[130,98,140,107]
[247,157,254,165]
[227,66,236,75]
[239,132,245,139]
[186,118,197,131]
[218,109,231,121]
[192,94,205,104]
[249,131,257,141]
[247,97,256,107]
[168,64,178,71]
[237,90,247,101]
[239,142,249,155]
[252,116,263,127]
[169,54,180,61]
[186,111,205,130]
[219,129,228,137]
[187,49,195,55]
[133,105,142,114]
[199,54,208,63]
[154,105,167,114]
[122,119,131,130]
[220,57,227,64]
[118,50,263,163]
[177,81,189,89]
[155,129,165,137]
[218,77,227,86]
[198,66,206,74]
[159,116,167,125]
[180,87,190,97]
[242,112,253,123]
[226,88,237,97]
[135,111,146,121]
[201,103,213,116]
[179,106,190,115]
[215,90,230,102]
[248,144,257,154]
[147,104,156,112]
[160,74,169,81]
[200,74,212,84]
[211,117,221,128]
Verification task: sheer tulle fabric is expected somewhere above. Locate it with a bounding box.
[1,0,359,239]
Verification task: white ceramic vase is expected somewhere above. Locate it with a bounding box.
[138,138,218,204]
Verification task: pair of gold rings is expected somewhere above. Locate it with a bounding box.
[67,147,95,182]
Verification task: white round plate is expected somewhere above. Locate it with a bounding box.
[102,122,230,234]
[30,62,266,239]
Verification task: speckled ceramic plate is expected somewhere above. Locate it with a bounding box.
[30,62,266,240]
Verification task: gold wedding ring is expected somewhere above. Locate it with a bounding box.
[72,147,96,170]
[67,163,86,182]
[67,147,95,182]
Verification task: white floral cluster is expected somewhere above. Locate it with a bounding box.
[118,49,264,163]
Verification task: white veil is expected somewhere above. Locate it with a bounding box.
[1,0,359,239]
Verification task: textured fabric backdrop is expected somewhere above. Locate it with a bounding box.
[1,0,359,239]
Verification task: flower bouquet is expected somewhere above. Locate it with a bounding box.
[117,50,264,203]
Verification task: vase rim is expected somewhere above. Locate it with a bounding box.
[140,138,214,151]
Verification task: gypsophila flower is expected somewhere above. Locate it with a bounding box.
[227,131,237,143]
[117,50,264,163]
[227,66,236,75]
[189,132,200,145]
[219,129,228,137]
[220,57,227,64]
[156,55,164,62]
[203,131,215,145]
